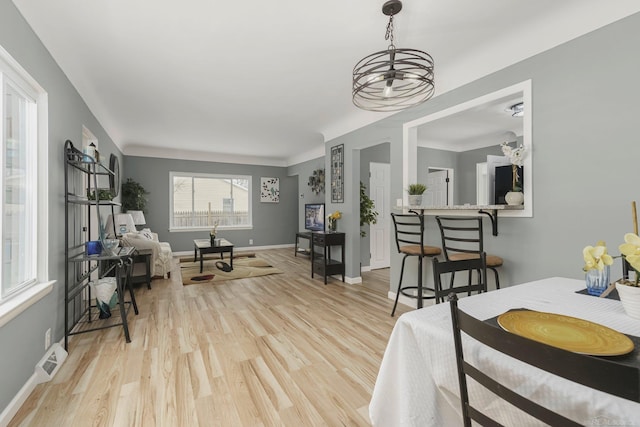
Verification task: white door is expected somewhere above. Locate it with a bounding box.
[425,169,451,206]
[369,162,390,269]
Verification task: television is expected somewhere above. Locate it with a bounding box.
[305,203,325,231]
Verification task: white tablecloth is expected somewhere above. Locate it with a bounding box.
[369,277,640,426]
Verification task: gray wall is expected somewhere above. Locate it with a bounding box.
[325,12,640,289]
[0,0,123,413]
[287,156,325,234]
[123,156,298,252]
[360,143,390,267]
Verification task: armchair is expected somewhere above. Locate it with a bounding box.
[121,229,173,278]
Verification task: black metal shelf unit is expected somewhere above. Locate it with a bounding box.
[64,140,137,350]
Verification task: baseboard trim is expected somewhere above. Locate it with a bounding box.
[0,337,67,427]
[345,276,362,285]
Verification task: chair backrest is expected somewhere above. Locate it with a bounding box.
[391,212,426,254]
[448,294,640,427]
[435,216,484,260]
[433,256,487,303]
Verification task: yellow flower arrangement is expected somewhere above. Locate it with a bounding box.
[582,241,613,272]
[328,211,342,221]
[327,210,341,231]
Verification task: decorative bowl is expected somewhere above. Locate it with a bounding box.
[101,239,120,255]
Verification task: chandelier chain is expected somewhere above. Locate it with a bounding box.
[385,15,395,48]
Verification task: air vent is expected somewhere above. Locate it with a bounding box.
[34,343,68,384]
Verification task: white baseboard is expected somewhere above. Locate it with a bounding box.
[0,337,67,427]
[0,371,38,427]
[360,265,372,273]
[345,276,362,284]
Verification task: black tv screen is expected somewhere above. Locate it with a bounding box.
[305,203,325,231]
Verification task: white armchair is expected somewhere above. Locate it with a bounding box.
[121,229,173,278]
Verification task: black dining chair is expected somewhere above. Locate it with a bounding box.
[448,293,640,427]
[390,212,441,316]
[435,216,503,292]
[432,255,487,303]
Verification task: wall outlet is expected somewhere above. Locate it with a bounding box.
[45,328,51,350]
[396,198,403,207]
[249,239,253,245]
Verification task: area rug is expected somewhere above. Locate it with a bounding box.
[180,254,282,285]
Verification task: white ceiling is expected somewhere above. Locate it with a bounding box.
[11,1,640,166]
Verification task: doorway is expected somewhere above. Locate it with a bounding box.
[425,167,453,206]
[369,162,390,269]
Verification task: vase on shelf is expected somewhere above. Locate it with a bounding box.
[615,281,640,319]
[328,219,337,232]
[505,191,524,206]
[585,265,610,296]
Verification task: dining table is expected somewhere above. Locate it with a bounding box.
[369,277,640,426]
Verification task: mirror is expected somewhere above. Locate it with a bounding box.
[402,80,532,217]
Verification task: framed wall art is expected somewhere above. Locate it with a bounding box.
[260,177,280,203]
[331,144,344,203]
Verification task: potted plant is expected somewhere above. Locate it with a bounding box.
[360,182,378,237]
[121,178,149,212]
[500,141,526,205]
[407,183,427,206]
[616,233,640,319]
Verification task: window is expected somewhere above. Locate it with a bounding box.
[170,172,252,231]
[0,45,50,315]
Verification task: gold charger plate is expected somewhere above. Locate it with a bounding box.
[497,310,634,356]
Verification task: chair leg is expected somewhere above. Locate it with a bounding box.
[491,267,500,290]
[391,255,408,317]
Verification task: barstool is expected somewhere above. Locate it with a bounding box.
[390,212,442,316]
[435,216,503,296]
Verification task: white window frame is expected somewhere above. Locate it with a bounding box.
[0,44,53,327]
[169,171,253,232]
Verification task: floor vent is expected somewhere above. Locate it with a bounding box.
[35,343,68,384]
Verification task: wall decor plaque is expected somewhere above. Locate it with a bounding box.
[331,144,344,203]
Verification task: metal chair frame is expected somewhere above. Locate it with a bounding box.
[432,255,487,303]
[449,293,639,426]
[435,216,501,293]
[390,212,441,316]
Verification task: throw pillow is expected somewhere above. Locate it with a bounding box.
[139,230,154,240]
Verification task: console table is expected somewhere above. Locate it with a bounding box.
[310,231,345,284]
[295,231,312,257]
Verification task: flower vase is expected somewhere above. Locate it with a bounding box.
[328,219,337,232]
[585,265,610,296]
[615,281,640,319]
[210,234,215,246]
[505,191,524,206]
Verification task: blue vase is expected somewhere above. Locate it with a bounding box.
[585,265,610,296]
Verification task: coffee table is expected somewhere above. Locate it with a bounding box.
[193,238,234,273]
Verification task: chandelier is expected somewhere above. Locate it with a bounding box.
[352,0,435,112]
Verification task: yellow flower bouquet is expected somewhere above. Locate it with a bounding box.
[327,210,341,231]
[582,241,613,296]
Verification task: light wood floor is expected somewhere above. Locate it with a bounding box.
[9,248,409,427]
